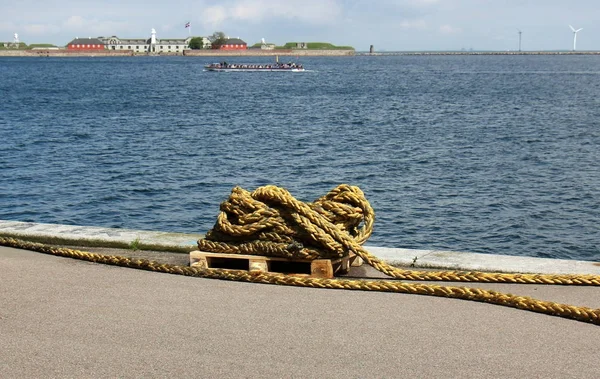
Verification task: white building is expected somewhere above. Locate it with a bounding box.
[99,29,193,54]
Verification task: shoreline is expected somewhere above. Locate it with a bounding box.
[0,49,355,57]
[1,220,599,275]
[3,49,600,57]
[358,50,600,56]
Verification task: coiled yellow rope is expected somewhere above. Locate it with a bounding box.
[199,185,600,286]
[2,184,599,325]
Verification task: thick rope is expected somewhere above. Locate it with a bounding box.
[199,185,600,286]
[2,184,600,325]
[1,236,599,326]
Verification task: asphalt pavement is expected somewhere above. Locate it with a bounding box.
[2,245,600,378]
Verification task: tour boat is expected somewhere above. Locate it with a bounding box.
[204,62,305,72]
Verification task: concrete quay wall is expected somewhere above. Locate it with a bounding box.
[0,49,355,57]
[184,49,355,57]
[6,49,598,57]
[358,51,600,56]
[0,49,134,57]
[1,220,599,275]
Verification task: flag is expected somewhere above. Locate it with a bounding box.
[185,22,191,28]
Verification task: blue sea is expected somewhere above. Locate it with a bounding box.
[1,55,599,260]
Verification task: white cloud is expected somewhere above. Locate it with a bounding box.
[64,16,85,28]
[407,0,440,5]
[200,0,342,28]
[398,19,428,30]
[202,6,229,26]
[0,21,17,32]
[1,0,599,50]
[23,24,60,35]
[62,16,130,37]
[439,24,461,34]
[370,0,440,7]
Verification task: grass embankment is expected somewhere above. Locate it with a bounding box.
[282,42,354,50]
[249,42,354,50]
[0,43,58,50]
[0,42,28,50]
[28,44,58,48]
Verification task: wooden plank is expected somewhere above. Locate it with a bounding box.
[189,250,352,279]
[249,258,268,272]
[190,250,313,264]
[350,254,364,267]
[189,251,208,269]
[310,259,334,278]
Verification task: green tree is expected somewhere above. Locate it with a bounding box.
[188,37,204,50]
[210,31,227,48]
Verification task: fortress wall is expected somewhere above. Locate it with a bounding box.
[183,49,355,57]
[0,49,355,57]
[0,50,31,56]
[0,50,134,57]
[4,49,600,57]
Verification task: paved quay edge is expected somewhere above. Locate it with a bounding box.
[1,220,599,275]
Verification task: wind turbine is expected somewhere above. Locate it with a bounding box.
[517,29,522,52]
[569,25,583,51]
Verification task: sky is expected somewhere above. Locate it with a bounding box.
[1,0,599,51]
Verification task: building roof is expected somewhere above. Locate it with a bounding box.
[223,38,246,45]
[100,36,192,45]
[67,38,105,45]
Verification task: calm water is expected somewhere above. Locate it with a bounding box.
[1,55,599,260]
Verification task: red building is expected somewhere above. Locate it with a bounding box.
[67,38,105,50]
[213,38,247,50]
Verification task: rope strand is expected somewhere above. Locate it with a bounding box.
[1,237,599,325]
[2,184,600,325]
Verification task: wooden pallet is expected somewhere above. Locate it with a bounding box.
[189,250,363,279]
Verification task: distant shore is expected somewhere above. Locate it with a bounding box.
[184,49,355,57]
[357,51,600,56]
[0,49,355,57]
[2,49,600,57]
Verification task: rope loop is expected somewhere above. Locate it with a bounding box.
[198,185,600,288]
[198,184,374,260]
